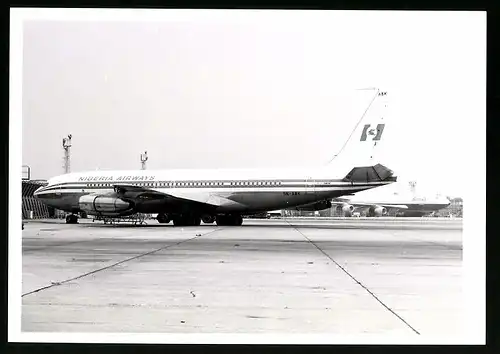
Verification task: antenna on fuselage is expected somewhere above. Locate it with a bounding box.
[140,151,148,170]
[62,134,72,174]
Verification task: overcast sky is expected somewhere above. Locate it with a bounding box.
[20,10,485,197]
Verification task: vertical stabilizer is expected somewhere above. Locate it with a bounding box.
[328,88,390,172]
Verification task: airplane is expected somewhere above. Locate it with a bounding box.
[34,88,397,226]
[331,192,451,217]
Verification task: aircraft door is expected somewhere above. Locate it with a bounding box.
[305,177,316,195]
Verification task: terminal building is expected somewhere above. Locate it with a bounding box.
[22,179,52,219]
[21,165,60,219]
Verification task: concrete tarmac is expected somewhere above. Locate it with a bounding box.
[21,218,463,337]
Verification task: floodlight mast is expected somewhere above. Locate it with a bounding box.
[62,134,72,174]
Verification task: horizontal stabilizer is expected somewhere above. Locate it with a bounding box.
[342,163,396,183]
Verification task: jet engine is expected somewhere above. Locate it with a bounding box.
[342,204,354,217]
[335,203,354,217]
[79,195,134,217]
[368,205,387,217]
[294,200,332,211]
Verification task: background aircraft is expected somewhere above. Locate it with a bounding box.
[330,182,451,217]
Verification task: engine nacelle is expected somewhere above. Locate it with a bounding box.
[294,200,332,211]
[342,204,354,217]
[368,205,387,217]
[79,195,134,217]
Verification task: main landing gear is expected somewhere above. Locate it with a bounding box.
[156,213,171,224]
[156,213,243,226]
[216,214,243,226]
[65,214,79,224]
[172,214,201,227]
[201,215,215,224]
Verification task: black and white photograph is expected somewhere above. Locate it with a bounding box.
[10,8,485,345]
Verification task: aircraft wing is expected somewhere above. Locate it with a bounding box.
[112,184,244,210]
[382,204,409,210]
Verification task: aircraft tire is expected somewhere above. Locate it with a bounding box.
[65,214,78,224]
[201,215,215,224]
[157,213,170,224]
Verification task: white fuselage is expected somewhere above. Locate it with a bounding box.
[34,166,395,215]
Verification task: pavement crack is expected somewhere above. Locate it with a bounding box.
[22,228,223,298]
[287,222,421,335]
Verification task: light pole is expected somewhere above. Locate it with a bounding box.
[62,134,72,174]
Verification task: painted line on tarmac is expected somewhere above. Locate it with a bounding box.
[22,227,224,298]
[287,222,421,336]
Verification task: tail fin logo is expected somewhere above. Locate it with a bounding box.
[360,124,385,141]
